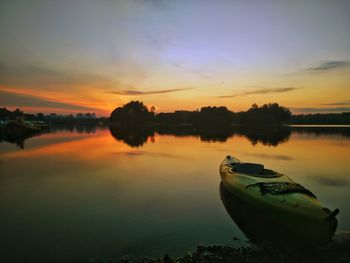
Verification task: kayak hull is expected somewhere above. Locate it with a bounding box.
[220,156,338,245]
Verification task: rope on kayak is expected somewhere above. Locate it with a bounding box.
[246,182,317,198]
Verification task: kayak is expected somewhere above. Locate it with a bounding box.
[220,181,298,245]
[220,155,339,245]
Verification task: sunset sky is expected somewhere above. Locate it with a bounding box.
[0,0,349,116]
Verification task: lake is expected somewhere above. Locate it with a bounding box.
[1,125,349,262]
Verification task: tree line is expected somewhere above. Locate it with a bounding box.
[0,108,98,121]
[110,101,350,126]
[110,101,292,127]
[291,112,350,125]
[2,102,349,126]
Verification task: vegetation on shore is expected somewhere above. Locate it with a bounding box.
[109,101,350,126]
[110,101,292,127]
[0,107,108,125]
[2,102,350,126]
[290,112,350,125]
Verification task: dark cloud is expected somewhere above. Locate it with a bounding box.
[217,87,299,98]
[307,61,350,71]
[109,87,194,95]
[311,175,350,187]
[291,107,350,113]
[321,100,350,106]
[0,89,98,111]
[0,63,109,87]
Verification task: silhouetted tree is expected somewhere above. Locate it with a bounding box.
[23,113,35,121]
[0,108,23,120]
[36,113,45,121]
[109,101,154,125]
[240,103,291,126]
[155,111,199,125]
[290,112,350,125]
[198,106,233,127]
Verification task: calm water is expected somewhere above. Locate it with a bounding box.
[1,125,350,262]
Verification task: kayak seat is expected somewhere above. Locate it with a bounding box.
[233,163,264,174]
[232,163,280,178]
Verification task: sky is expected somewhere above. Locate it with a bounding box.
[0,0,349,116]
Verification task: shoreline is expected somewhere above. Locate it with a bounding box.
[90,232,350,263]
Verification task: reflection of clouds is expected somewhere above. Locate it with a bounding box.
[243,152,295,161]
[124,151,145,156]
[311,175,350,187]
[326,141,350,147]
[111,150,191,159]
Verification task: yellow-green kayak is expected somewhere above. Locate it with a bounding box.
[220,155,338,245]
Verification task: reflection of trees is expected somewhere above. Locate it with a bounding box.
[157,125,291,145]
[109,124,292,147]
[0,124,107,148]
[156,125,234,142]
[235,126,292,146]
[0,127,41,149]
[291,126,350,138]
[156,125,197,137]
[75,125,97,134]
[109,125,155,148]
[50,124,98,134]
[197,125,234,142]
[150,124,235,142]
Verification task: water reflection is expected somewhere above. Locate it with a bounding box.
[0,128,42,149]
[109,125,292,147]
[0,125,107,149]
[109,125,350,148]
[291,126,350,138]
[3,125,350,149]
[0,125,349,261]
[50,124,106,134]
[109,125,350,147]
[236,126,291,146]
[109,125,155,147]
[310,175,350,187]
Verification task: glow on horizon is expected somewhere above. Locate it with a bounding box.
[0,0,349,116]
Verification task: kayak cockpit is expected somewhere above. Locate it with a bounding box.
[230,162,281,178]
